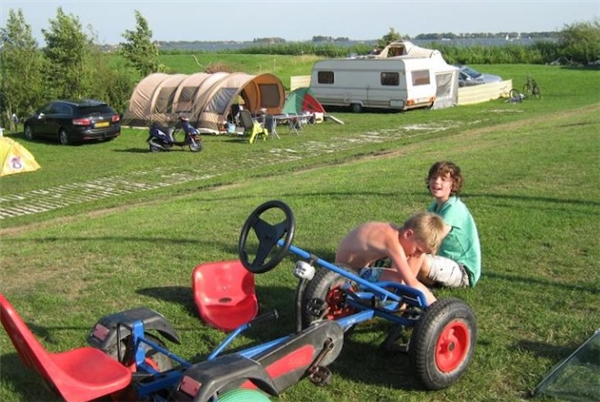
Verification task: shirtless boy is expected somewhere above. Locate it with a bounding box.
[335,212,446,306]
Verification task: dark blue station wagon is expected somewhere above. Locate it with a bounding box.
[24,99,121,145]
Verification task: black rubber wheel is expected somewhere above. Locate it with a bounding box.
[238,200,295,274]
[189,139,203,152]
[301,266,356,328]
[523,83,532,96]
[24,125,35,141]
[508,89,520,101]
[350,103,362,113]
[408,297,476,390]
[105,332,173,372]
[58,129,69,145]
[149,143,162,152]
[531,87,541,100]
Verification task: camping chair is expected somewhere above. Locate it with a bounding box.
[263,114,279,139]
[239,110,268,144]
[192,260,259,332]
[0,294,132,402]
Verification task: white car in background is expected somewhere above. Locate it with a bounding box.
[456,64,503,87]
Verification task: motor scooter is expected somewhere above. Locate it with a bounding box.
[147,116,203,152]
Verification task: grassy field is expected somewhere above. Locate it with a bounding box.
[1,64,599,402]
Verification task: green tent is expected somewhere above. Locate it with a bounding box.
[282,87,326,115]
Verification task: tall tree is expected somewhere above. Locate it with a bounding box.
[558,19,600,64]
[377,27,404,48]
[119,10,162,77]
[85,30,134,114]
[0,9,45,129]
[42,7,94,99]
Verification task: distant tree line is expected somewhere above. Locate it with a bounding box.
[414,31,558,40]
[0,8,598,131]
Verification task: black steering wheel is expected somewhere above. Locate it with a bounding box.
[238,200,296,274]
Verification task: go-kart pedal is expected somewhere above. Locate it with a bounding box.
[307,338,335,386]
[381,324,410,353]
[308,365,332,386]
[306,297,328,319]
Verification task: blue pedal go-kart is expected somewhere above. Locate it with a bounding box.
[0,199,475,402]
[237,200,477,391]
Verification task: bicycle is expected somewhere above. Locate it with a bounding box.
[523,76,541,100]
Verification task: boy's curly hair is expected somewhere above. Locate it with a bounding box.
[426,161,464,195]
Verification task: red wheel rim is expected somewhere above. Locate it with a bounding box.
[435,319,470,372]
[325,287,355,320]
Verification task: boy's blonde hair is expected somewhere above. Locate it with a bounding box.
[402,212,445,253]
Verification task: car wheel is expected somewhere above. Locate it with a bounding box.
[350,103,362,113]
[24,125,35,141]
[58,129,69,145]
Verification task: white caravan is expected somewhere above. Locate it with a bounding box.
[309,57,439,113]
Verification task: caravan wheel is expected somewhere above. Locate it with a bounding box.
[350,103,363,113]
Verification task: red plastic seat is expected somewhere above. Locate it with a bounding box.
[0,294,132,402]
[192,260,259,332]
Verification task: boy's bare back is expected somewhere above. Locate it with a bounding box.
[335,222,400,269]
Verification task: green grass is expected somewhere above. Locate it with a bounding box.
[1,64,599,402]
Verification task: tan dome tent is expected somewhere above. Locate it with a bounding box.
[171,73,211,114]
[123,72,286,133]
[123,73,170,127]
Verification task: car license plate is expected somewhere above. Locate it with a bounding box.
[95,121,109,128]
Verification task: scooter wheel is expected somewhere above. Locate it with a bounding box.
[149,144,162,152]
[189,141,203,152]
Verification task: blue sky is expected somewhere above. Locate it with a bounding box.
[1,0,599,44]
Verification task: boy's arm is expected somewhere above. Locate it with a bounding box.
[386,244,437,305]
[386,242,422,289]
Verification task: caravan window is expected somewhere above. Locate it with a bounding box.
[317,71,334,84]
[411,70,431,86]
[381,72,399,86]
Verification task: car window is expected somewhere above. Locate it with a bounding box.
[78,105,115,115]
[48,103,62,114]
[462,66,482,79]
[54,104,73,115]
[38,103,53,114]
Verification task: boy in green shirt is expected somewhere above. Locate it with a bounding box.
[419,161,481,288]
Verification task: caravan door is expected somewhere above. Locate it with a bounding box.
[367,69,408,110]
[403,59,437,109]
